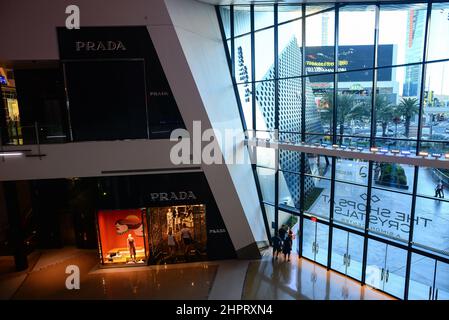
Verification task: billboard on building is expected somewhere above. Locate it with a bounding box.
[305,44,393,82]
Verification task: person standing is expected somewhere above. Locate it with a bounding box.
[435,181,444,198]
[282,230,293,262]
[438,180,444,198]
[278,224,288,242]
[271,232,282,260]
[167,228,177,256]
[180,223,193,255]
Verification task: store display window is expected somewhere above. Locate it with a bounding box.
[148,204,207,264]
[97,209,148,265]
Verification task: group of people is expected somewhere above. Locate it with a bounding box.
[271,224,294,262]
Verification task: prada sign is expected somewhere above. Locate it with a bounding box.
[57,26,146,59]
[75,40,127,52]
[150,191,197,202]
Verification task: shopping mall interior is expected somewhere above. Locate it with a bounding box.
[1,0,449,302]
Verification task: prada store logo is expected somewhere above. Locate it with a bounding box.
[75,40,127,52]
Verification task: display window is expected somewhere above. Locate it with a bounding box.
[148,204,207,264]
[96,204,208,267]
[97,209,148,265]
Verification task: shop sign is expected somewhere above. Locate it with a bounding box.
[75,40,127,52]
[209,228,226,234]
[150,191,197,202]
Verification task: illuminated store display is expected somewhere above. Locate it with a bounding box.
[97,209,148,264]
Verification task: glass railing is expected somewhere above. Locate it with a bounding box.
[1,122,68,146]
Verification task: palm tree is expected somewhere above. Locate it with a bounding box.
[375,95,395,137]
[320,91,369,136]
[397,97,419,138]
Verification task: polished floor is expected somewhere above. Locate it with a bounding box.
[243,251,392,300]
[0,247,392,300]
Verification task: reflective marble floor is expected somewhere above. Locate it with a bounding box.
[0,247,392,300]
[243,251,393,300]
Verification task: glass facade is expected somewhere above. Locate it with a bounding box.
[219,1,449,300]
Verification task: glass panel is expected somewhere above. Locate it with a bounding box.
[279,149,300,173]
[303,219,329,266]
[255,27,274,81]
[234,6,251,36]
[366,240,407,299]
[419,141,449,155]
[372,162,414,194]
[337,70,373,137]
[306,5,334,16]
[421,61,449,141]
[235,35,252,84]
[374,138,418,154]
[383,244,407,299]
[337,136,370,150]
[265,204,276,238]
[278,210,300,254]
[254,6,274,31]
[331,228,349,275]
[346,232,364,281]
[256,146,275,169]
[375,65,422,139]
[338,5,376,71]
[255,80,275,131]
[435,261,449,300]
[302,218,316,261]
[305,9,335,75]
[257,167,275,204]
[417,165,449,199]
[369,188,412,243]
[335,157,369,185]
[278,20,302,79]
[307,153,332,178]
[278,5,301,24]
[279,171,300,210]
[219,6,231,39]
[378,4,427,67]
[315,222,329,266]
[333,181,367,231]
[408,253,435,300]
[331,229,363,281]
[305,74,334,135]
[413,196,449,256]
[279,78,301,133]
[304,176,331,219]
[427,2,449,62]
[237,83,252,129]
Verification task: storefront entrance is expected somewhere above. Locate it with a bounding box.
[148,205,207,264]
[96,204,208,266]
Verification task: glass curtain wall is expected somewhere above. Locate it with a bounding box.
[218,1,449,300]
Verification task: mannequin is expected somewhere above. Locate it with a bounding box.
[127,233,136,262]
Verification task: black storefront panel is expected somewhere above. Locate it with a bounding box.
[57,26,184,141]
[64,60,148,141]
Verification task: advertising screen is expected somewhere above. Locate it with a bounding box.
[305,45,393,82]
